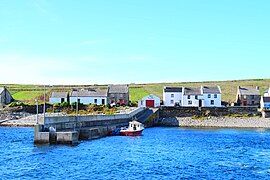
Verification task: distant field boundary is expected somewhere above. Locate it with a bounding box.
[1,78,270,104]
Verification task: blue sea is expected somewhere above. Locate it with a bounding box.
[1,127,270,179]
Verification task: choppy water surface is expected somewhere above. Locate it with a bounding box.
[1,127,270,179]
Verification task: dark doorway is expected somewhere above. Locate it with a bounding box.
[199,100,202,107]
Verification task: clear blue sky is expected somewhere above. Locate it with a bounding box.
[0,0,269,84]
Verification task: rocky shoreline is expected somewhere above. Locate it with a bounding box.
[0,114,41,127]
[2,114,270,128]
[157,116,270,128]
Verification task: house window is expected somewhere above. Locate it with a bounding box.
[61,98,64,103]
[195,95,198,100]
[188,101,192,105]
[188,95,191,99]
[171,94,174,98]
[211,100,214,105]
[141,101,143,105]
[252,101,255,105]
[208,94,211,98]
[94,99,98,104]
[251,95,255,99]
[214,94,217,98]
[170,100,174,104]
[102,99,105,105]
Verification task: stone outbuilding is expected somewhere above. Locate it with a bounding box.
[108,84,129,106]
[236,86,261,106]
[49,92,69,104]
[138,94,160,108]
[0,87,13,106]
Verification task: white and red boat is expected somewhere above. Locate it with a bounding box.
[120,120,144,136]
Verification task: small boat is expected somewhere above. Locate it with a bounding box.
[120,120,144,136]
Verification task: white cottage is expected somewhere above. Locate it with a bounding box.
[182,87,203,107]
[201,86,222,107]
[70,89,108,105]
[138,94,160,108]
[163,85,222,107]
[49,92,69,104]
[163,87,183,106]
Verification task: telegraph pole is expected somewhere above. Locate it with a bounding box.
[43,85,46,122]
[76,87,79,117]
[35,99,38,124]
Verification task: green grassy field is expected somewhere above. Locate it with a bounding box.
[11,91,45,104]
[1,79,270,104]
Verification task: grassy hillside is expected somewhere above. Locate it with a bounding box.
[1,79,270,104]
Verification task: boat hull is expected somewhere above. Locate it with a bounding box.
[120,130,143,136]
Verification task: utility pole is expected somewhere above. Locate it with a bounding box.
[76,87,79,117]
[75,87,79,131]
[43,85,46,122]
[35,99,38,124]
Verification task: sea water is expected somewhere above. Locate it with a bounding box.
[1,127,270,179]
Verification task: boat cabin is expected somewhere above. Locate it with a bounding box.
[129,120,144,131]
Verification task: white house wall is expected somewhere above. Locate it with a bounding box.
[139,95,160,108]
[182,95,203,107]
[70,96,107,105]
[202,94,221,107]
[49,98,68,104]
[163,92,182,106]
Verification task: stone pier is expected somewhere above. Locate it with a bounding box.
[34,107,146,145]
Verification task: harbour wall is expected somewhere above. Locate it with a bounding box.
[34,107,145,145]
[159,106,259,118]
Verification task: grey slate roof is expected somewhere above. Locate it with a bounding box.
[71,89,107,97]
[184,87,202,95]
[164,87,183,93]
[108,85,128,94]
[238,86,260,96]
[263,97,270,103]
[51,92,68,98]
[202,86,221,94]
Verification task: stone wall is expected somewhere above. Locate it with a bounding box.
[159,106,259,118]
[41,107,145,131]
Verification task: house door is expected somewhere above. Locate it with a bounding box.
[199,100,202,107]
[146,100,155,108]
